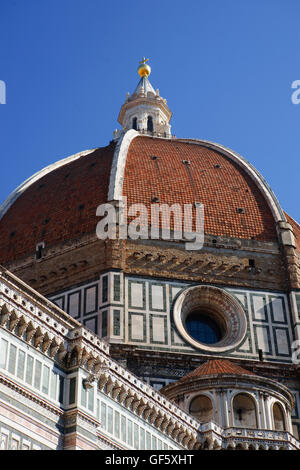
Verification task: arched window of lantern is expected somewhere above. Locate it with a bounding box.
[132,117,137,130]
[189,395,214,423]
[273,402,286,431]
[147,115,153,132]
[233,393,258,429]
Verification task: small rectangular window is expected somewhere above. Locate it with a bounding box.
[88,386,94,412]
[101,402,107,430]
[140,428,145,449]
[107,407,113,434]
[81,383,87,407]
[58,375,64,404]
[114,411,120,439]
[134,423,139,449]
[25,355,34,385]
[102,310,108,337]
[0,339,8,369]
[146,431,151,450]
[8,344,17,375]
[102,276,108,303]
[69,377,76,404]
[121,415,126,442]
[50,371,58,400]
[97,399,100,420]
[34,360,42,389]
[127,420,133,446]
[42,365,50,395]
[113,274,121,302]
[17,350,25,380]
[113,310,120,336]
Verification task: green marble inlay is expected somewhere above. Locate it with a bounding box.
[102,310,108,337]
[69,377,76,404]
[128,312,147,343]
[150,314,168,345]
[295,294,300,320]
[102,276,108,303]
[149,282,167,312]
[113,274,121,302]
[128,280,146,310]
[113,309,121,336]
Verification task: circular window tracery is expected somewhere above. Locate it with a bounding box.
[173,285,247,352]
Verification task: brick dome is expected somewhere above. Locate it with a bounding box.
[0,133,285,265]
[0,143,115,263]
[123,136,278,240]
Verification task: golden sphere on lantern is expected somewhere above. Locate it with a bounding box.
[137,57,151,78]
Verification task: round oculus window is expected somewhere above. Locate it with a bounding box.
[173,285,247,352]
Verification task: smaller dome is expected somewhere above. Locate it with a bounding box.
[180,359,256,381]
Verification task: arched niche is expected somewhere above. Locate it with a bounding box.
[233,393,258,429]
[273,402,286,431]
[189,394,214,423]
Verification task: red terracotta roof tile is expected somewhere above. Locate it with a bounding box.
[0,143,115,263]
[180,359,256,380]
[123,137,277,241]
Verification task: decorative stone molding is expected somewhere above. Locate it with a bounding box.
[124,242,286,290]
[0,266,199,450]
[0,372,63,418]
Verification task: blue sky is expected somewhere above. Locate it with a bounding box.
[0,0,299,221]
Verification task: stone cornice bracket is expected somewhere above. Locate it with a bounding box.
[82,361,111,391]
[41,332,53,353]
[83,362,110,391]
[160,416,170,432]
[277,220,300,289]
[143,405,154,420]
[148,408,158,424]
[277,221,296,248]
[111,383,122,400]
[7,310,20,331]
[17,316,28,337]
[124,393,135,408]
[57,343,68,362]
[83,373,96,390]
[0,302,11,325]
[118,387,130,404]
[25,322,37,342]
[154,412,164,428]
[49,338,62,358]
[33,326,45,348]
[131,394,141,412]
[136,399,148,416]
